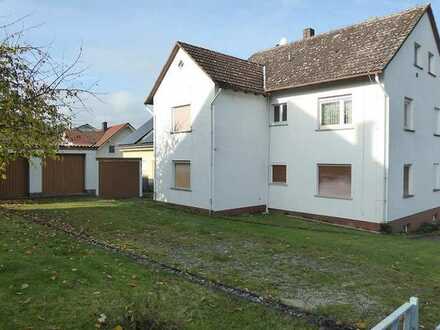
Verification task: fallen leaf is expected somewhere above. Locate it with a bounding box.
[21,283,29,290]
[113,326,123,330]
[97,313,107,324]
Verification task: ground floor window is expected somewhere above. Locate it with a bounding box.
[403,164,414,197]
[317,164,351,199]
[174,161,191,190]
[435,163,440,191]
[271,164,287,184]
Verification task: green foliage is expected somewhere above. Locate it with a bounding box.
[416,221,440,234]
[0,28,91,178]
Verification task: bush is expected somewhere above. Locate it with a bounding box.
[380,223,393,234]
[416,222,440,234]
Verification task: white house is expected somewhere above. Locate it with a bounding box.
[145,5,440,232]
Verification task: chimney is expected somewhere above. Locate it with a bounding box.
[303,28,315,39]
[102,121,108,131]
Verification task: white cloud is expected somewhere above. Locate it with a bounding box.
[70,90,150,129]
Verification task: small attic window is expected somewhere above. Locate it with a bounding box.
[414,42,422,69]
[178,60,184,68]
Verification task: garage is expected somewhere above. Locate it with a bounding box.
[98,158,141,198]
[43,154,85,195]
[0,158,28,199]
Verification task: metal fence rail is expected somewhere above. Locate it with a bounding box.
[372,297,418,330]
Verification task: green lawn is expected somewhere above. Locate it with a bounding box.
[3,198,440,329]
[0,206,312,329]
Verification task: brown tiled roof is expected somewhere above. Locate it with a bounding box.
[95,123,131,147]
[146,5,439,104]
[65,123,132,148]
[65,129,103,146]
[177,42,264,94]
[145,42,264,104]
[249,5,436,91]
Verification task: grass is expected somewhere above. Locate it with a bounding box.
[3,197,440,328]
[0,206,312,329]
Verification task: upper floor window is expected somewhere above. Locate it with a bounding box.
[108,145,115,153]
[414,42,422,69]
[171,105,191,133]
[272,103,287,125]
[428,52,436,76]
[318,95,352,130]
[404,97,414,131]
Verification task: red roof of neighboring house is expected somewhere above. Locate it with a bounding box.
[65,123,132,148]
[95,123,130,147]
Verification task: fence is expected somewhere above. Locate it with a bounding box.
[372,297,418,330]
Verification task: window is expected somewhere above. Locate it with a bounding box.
[434,163,440,191]
[428,52,436,75]
[404,97,414,131]
[108,145,115,153]
[319,96,352,129]
[317,164,351,199]
[403,164,414,197]
[414,42,422,68]
[272,103,287,125]
[434,107,440,136]
[172,105,191,133]
[174,161,190,190]
[271,164,287,184]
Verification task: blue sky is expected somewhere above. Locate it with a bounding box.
[0,0,439,128]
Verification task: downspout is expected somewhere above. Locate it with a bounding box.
[263,65,271,214]
[374,73,389,223]
[209,87,223,215]
[145,104,156,201]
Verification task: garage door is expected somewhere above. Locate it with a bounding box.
[0,158,28,199]
[43,154,85,195]
[99,158,140,198]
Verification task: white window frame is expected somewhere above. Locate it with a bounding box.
[270,162,288,185]
[434,107,440,136]
[173,160,191,191]
[171,104,192,134]
[428,52,436,76]
[271,103,288,126]
[403,164,414,198]
[434,163,440,191]
[318,95,353,130]
[403,97,415,131]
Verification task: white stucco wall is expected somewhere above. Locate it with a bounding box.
[385,12,440,221]
[213,89,267,211]
[268,80,386,223]
[154,48,215,209]
[97,127,134,158]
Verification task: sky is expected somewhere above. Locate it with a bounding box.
[1,0,439,129]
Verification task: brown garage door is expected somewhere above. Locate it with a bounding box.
[0,158,28,199]
[99,158,140,198]
[43,154,85,195]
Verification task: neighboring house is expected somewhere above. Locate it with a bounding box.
[65,122,135,157]
[118,119,154,191]
[146,5,440,232]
